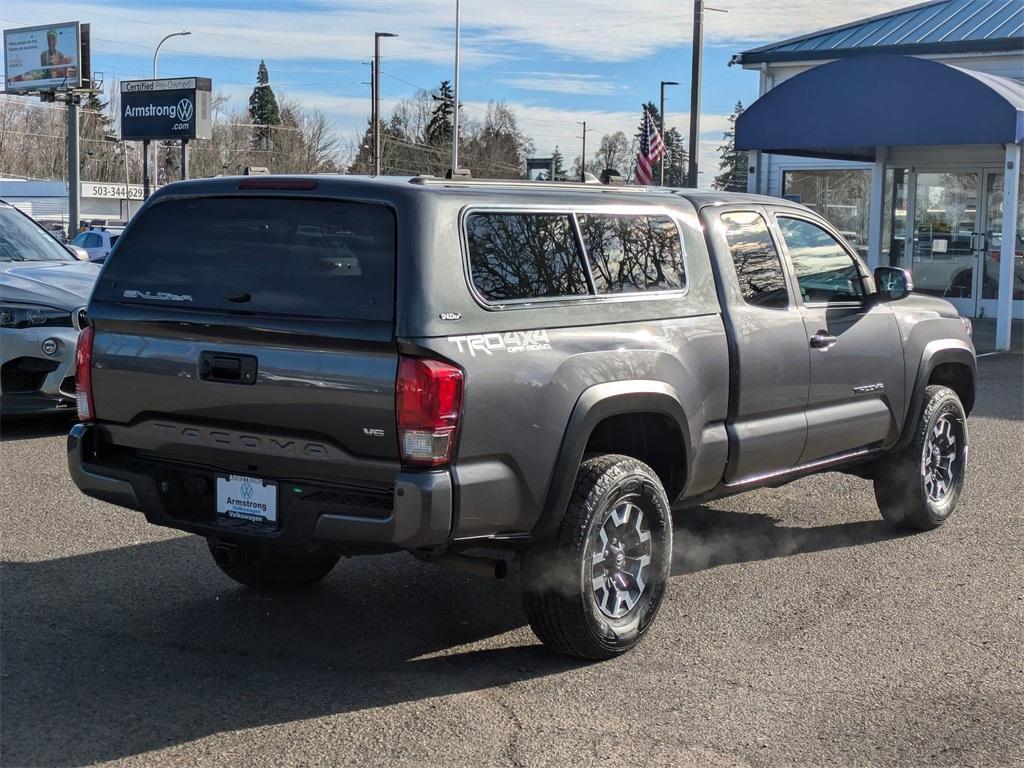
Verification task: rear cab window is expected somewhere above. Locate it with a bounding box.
[464,209,687,305]
[95,197,396,322]
[718,211,790,309]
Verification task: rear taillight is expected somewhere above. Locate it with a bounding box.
[75,325,95,421]
[396,356,464,467]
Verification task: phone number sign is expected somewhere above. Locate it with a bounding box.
[81,182,144,200]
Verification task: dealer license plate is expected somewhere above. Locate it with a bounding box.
[216,475,278,524]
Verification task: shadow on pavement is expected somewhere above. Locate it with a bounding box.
[0,413,73,442]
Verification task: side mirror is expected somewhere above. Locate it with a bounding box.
[873,266,913,301]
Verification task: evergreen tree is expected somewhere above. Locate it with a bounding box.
[426,80,454,149]
[635,101,661,137]
[249,60,281,151]
[550,145,566,180]
[663,127,687,187]
[713,100,748,192]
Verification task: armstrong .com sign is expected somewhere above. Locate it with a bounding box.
[120,77,212,141]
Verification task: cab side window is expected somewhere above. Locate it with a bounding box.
[719,211,789,309]
[466,213,588,302]
[777,216,865,304]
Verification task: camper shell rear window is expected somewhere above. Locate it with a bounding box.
[95,196,396,322]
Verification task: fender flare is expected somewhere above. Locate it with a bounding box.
[896,339,976,451]
[531,380,691,541]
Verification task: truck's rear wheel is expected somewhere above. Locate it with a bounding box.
[873,385,968,531]
[522,454,672,660]
[206,538,340,590]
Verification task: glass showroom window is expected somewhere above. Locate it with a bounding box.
[782,170,870,258]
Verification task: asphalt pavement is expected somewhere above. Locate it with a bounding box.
[1,354,1022,767]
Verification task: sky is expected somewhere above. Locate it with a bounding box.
[0,0,900,186]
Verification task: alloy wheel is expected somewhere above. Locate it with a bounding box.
[591,498,653,619]
[922,413,961,503]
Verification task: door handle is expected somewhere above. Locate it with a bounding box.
[809,332,837,350]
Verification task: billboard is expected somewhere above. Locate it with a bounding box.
[527,157,555,181]
[120,78,213,141]
[3,22,84,92]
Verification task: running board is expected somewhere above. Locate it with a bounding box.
[725,447,875,489]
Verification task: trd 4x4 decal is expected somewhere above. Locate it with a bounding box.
[447,330,552,357]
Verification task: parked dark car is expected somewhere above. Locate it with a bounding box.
[0,202,99,416]
[68,176,975,659]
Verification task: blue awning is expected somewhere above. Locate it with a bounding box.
[736,53,1024,161]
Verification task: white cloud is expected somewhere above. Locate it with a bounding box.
[2,0,904,65]
[497,72,629,96]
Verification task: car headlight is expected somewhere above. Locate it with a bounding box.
[0,304,72,330]
[959,315,972,338]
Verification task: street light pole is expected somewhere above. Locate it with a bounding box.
[659,80,679,186]
[451,0,461,173]
[151,30,191,192]
[373,32,397,176]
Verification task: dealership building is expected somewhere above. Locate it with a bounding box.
[0,178,141,229]
[734,0,1023,350]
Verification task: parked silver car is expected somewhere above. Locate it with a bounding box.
[1,202,100,415]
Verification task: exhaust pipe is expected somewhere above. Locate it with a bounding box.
[428,553,508,579]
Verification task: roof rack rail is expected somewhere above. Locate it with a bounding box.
[407,176,656,193]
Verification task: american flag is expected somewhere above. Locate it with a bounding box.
[634,107,667,185]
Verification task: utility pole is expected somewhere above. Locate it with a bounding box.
[67,94,81,232]
[687,2,727,188]
[373,32,397,175]
[686,0,703,188]
[577,120,594,182]
[659,80,679,186]
[451,0,462,173]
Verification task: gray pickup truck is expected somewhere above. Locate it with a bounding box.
[68,176,975,659]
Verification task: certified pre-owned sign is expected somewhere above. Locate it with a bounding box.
[120,77,212,141]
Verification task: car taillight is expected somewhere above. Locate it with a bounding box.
[75,325,95,421]
[396,356,463,467]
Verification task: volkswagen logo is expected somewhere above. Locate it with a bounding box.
[240,482,254,500]
[176,98,194,122]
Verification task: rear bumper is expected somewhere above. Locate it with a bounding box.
[67,423,452,551]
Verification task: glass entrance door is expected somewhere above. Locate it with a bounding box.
[910,172,980,315]
[978,169,1024,320]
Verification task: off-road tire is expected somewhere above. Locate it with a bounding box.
[207,538,340,590]
[522,454,673,660]
[873,385,968,531]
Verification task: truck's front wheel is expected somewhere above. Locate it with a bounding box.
[207,538,340,590]
[522,454,673,660]
[873,385,968,530]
